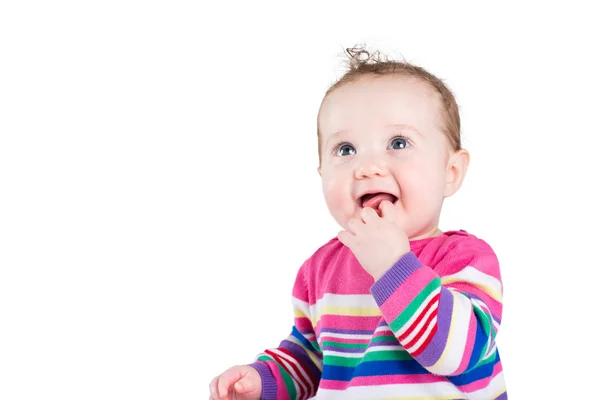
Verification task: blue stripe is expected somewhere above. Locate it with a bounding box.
[448,352,500,386]
[465,319,488,372]
[322,360,428,381]
[290,326,320,353]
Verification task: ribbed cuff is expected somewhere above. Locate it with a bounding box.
[371,252,422,306]
[248,361,277,400]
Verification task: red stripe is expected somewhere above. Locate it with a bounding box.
[404,304,438,350]
[399,292,440,342]
[265,349,306,398]
[412,323,438,356]
[278,347,315,395]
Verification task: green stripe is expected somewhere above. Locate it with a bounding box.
[309,339,322,354]
[472,301,492,337]
[324,349,413,367]
[390,277,441,332]
[474,346,497,370]
[321,341,368,349]
[323,355,361,368]
[257,355,297,398]
[371,335,398,343]
[277,363,297,398]
[364,349,412,362]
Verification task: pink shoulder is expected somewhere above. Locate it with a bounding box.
[444,230,497,255]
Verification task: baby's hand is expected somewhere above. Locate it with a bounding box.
[208,365,262,400]
[338,200,410,281]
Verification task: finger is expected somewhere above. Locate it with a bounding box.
[217,372,238,399]
[234,378,253,393]
[347,217,364,234]
[338,230,355,247]
[209,376,218,398]
[379,200,397,221]
[360,206,379,223]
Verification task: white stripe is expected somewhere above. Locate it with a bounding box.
[315,372,506,399]
[406,316,438,353]
[466,370,506,400]
[472,298,494,323]
[396,287,440,337]
[375,325,392,333]
[325,350,364,358]
[315,381,464,398]
[272,348,314,395]
[364,344,405,354]
[292,296,311,316]
[441,266,502,301]
[401,299,439,344]
[483,342,497,360]
[429,291,472,375]
[271,349,306,396]
[309,293,378,316]
[318,325,392,341]
[472,298,498,356]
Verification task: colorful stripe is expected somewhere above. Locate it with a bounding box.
[250,231,506,399]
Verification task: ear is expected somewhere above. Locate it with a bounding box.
[444,149,470,198]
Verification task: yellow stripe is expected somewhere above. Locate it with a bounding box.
[293,308,310,318]
[311,306,382,326]
[287,335,323,371]
[441,276,502,302]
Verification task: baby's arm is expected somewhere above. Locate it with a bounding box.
[370,235,502,377]
[248,263,323,400]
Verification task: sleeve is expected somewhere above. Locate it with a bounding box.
[249,262,323,400]
[369,238,503,377]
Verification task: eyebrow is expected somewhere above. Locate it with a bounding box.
[325,124,422,146]
[387,124,423,137]
[324,129,349,150]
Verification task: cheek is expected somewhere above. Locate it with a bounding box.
[395,161,446,203]
[321,169,354,213]
[322,175,345,206]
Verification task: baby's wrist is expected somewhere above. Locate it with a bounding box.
[248,362,276,400]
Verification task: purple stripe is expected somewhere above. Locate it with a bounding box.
[377,319,389,328]
[322,346,365,353]
[369,341,402,348]
[371,252,422,305]
[248,361,277,400]
[464,292,501,324]
[415,287,454,367]
[319,328,375,335]
[495,392,508,400]
[279,340,322,383]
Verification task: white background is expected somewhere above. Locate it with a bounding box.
[1,1,599,399]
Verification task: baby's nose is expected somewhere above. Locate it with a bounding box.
[355,156,388,179]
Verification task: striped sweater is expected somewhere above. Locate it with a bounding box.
[250,230,506,399]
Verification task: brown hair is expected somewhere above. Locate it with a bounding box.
[317,45,462,162]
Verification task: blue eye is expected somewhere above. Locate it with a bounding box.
[336,144,356,156]
[390,137,409,150]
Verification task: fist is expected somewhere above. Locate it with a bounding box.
[338,200,410,281]
[209,365,262,400]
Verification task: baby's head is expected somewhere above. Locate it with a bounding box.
[317,47,470,240]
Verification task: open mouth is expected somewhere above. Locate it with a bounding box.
[359,192,399,210]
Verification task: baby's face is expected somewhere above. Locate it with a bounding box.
[318,75,456,240]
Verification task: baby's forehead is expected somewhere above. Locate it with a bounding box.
[318,76,444,134]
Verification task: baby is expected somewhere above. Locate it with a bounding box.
[209,47,507,400]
